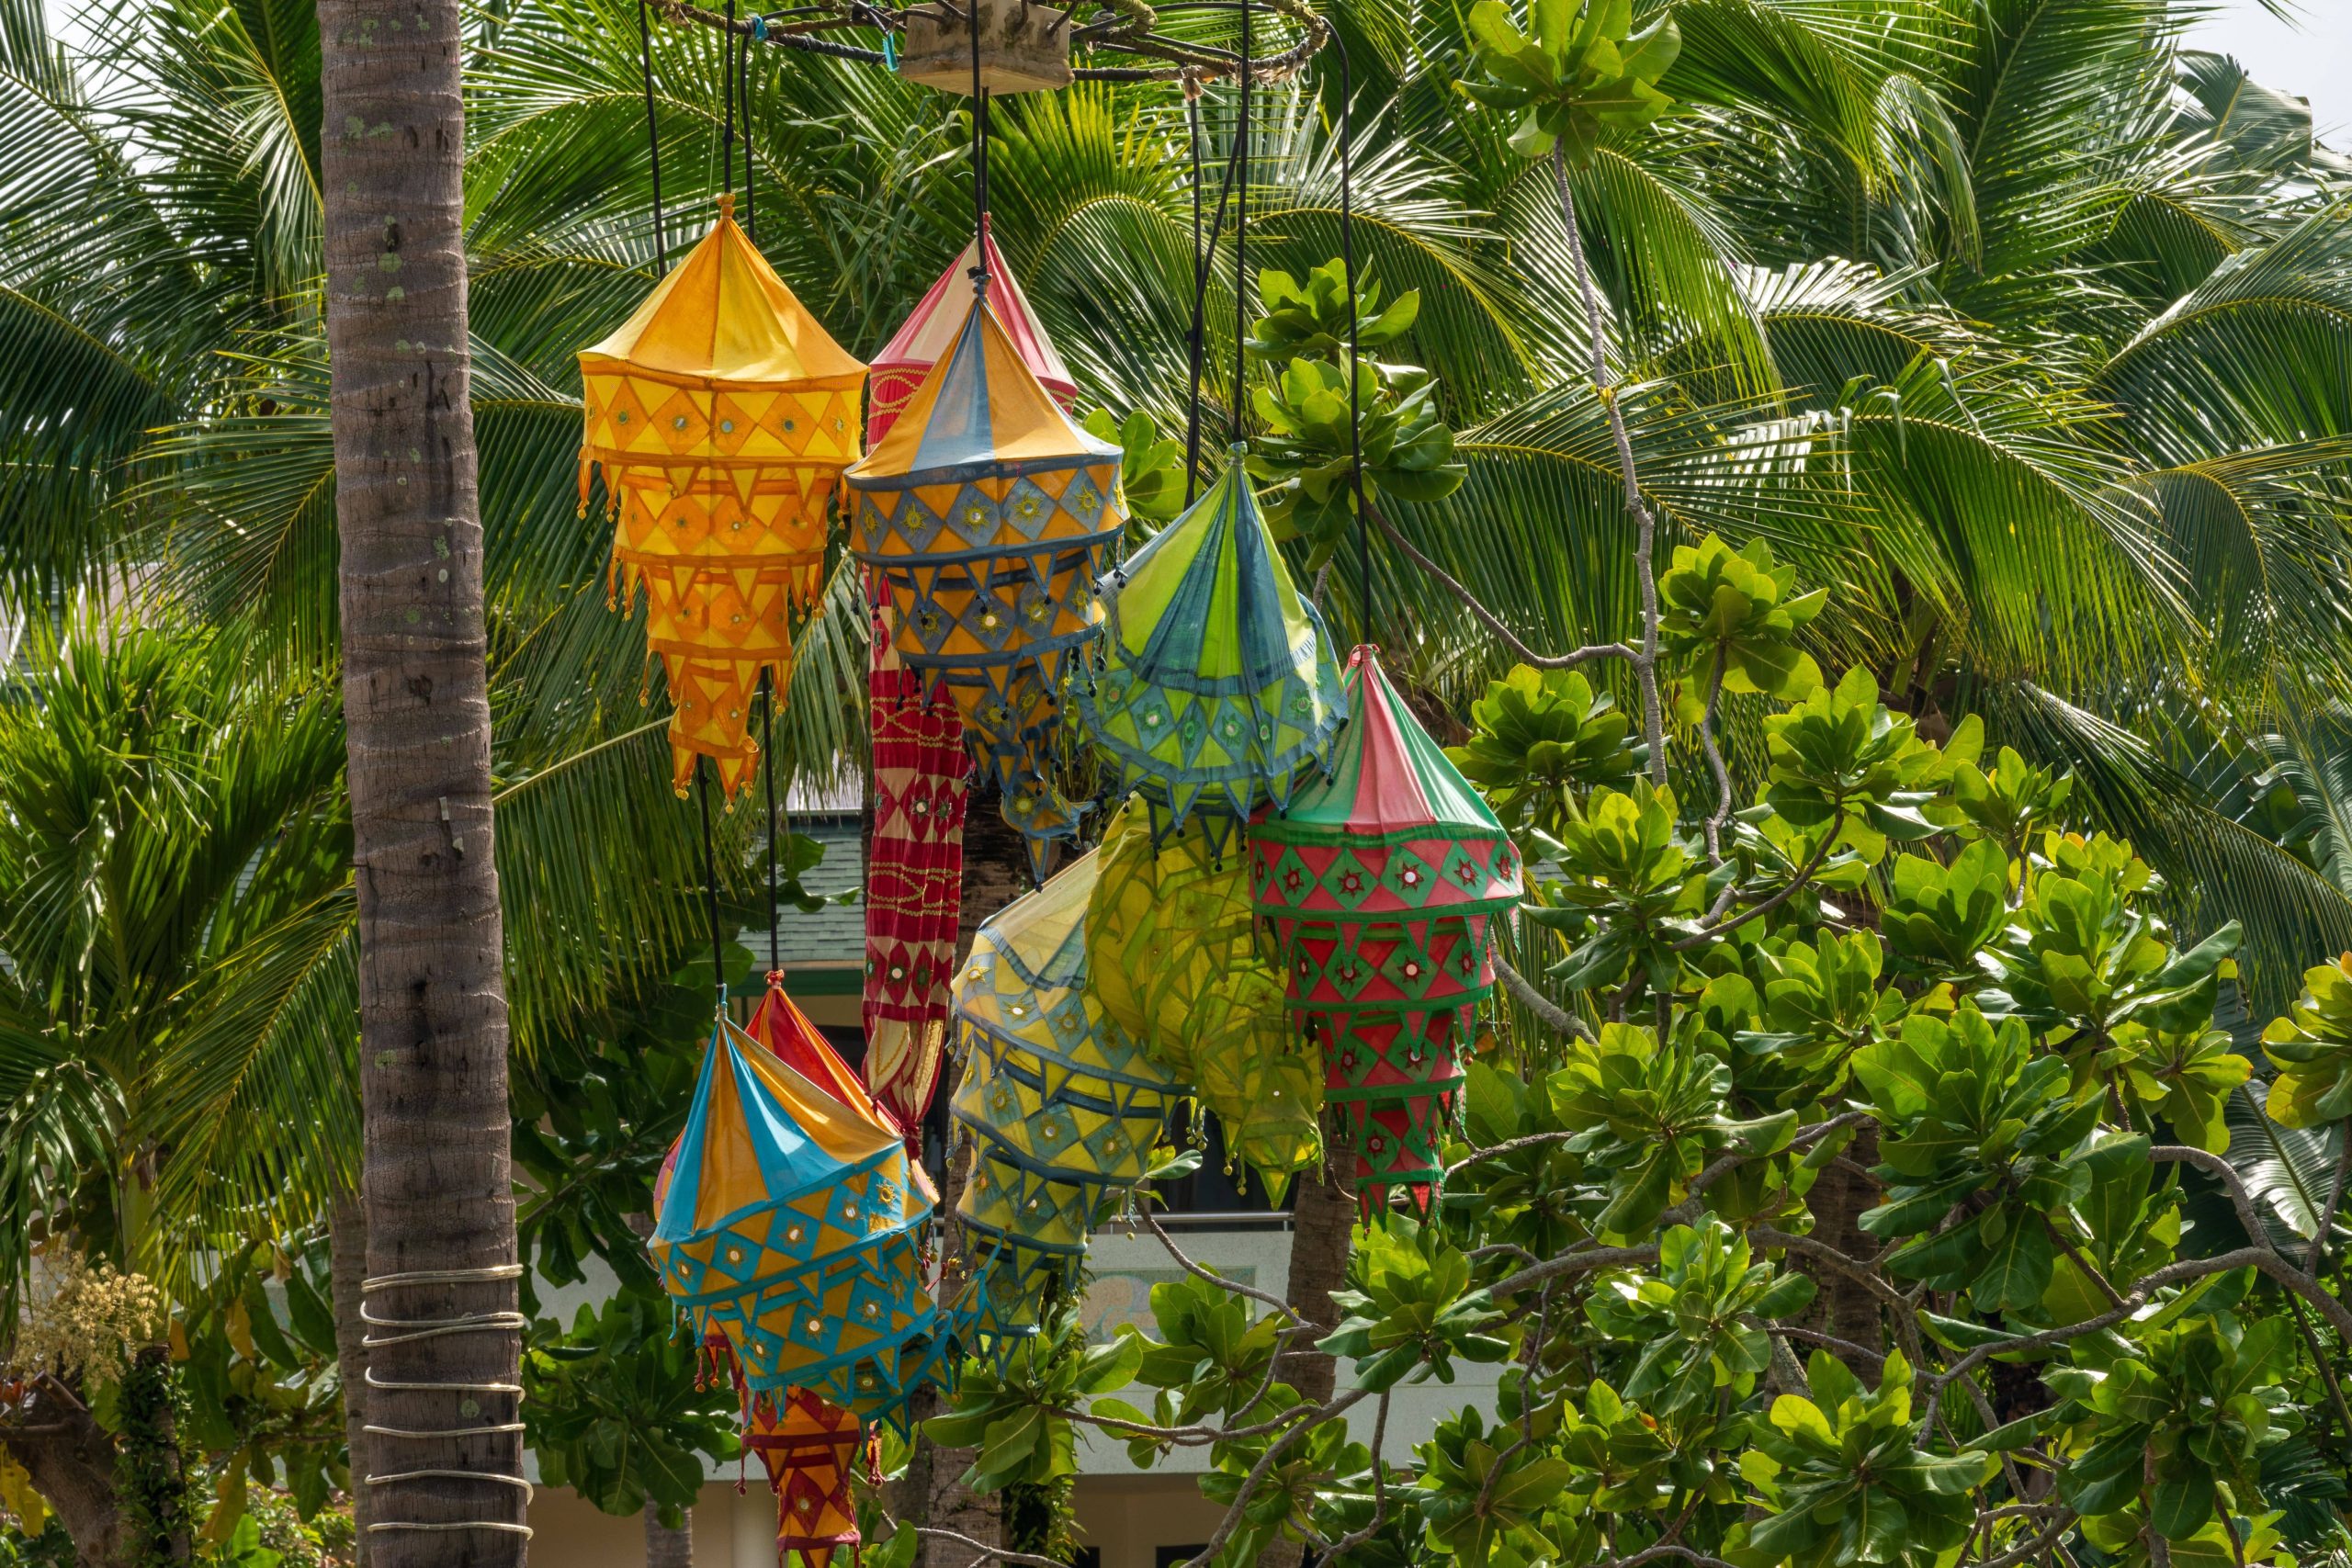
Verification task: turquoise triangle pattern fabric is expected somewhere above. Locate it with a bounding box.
[1071,446,1345,850]
[650,1015,948,1425]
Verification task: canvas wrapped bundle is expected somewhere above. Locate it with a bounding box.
[1070,445,1345,856]
[650,986,946,1425]
[1251,647,1523,1205]
[951,851,1178,1353]
[848,291,1125,874]
[1087,800,1322,1197]
[579,193,865,796]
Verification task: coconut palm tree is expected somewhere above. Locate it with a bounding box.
[0,622,351,1562]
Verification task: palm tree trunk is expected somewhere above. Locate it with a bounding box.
[314,0,526,1562]
[642,1503,693,1568]
[1277,1161,1353,1410]
[330,1191,373,1568]
[119,1345,194,1564]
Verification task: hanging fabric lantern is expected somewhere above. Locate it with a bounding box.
[862,619,968,1150]
[1070,445,1346,855]
[579,192,866,796]
[846,291,1125,875]
[745,1388,864,1568]
[1250,647,1523,1207]
[866,219,1076,446]
[1087,799,1321,1199]
[949,849,1178,1354]
[650,1010,944,1422]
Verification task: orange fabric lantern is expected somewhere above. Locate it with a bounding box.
[579,193,866,796]
[746,1388,865,1568]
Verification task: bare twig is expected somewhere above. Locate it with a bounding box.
[2311,1122,2351,1274]
[1699,645,1732,864]
[1768,1323,1883,1368]
[1173,1385,1375,1568]
[1365,497,1634,672]
[1444,1129,1581,1179]
[1137,1201,1307,1327]
[1682,1110,1871,1203]
[1553,145,1666,786]
[1489,1243,1662,1302]
[1672,827,1839,950]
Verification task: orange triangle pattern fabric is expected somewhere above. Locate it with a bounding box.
[579,196,868,796]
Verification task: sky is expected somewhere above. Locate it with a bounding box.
[2185,1,2352,142]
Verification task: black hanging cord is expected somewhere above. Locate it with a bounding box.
[741,30,756,236]
[968,8,990,288]
[1229,1,1251,442]
[1183,95,1204,498]
[1337,37,1370,638]
[696,760,728,1007]
[1182,112,1244,499]
[722,0,737,197]
[762,673,781,977]
[638,0,666,270]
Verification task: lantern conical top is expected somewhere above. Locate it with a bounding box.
[870,223,1076,429]
[1261,645,1513,884]
[582,199,865,390]
[850,293,1114,482]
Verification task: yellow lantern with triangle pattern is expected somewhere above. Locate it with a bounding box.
[579,192,867,796]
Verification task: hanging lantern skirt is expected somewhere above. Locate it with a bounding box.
[747,1388,865,1568]
[1087,799,1321,1199]
[1250,648,1523,1207]
[950,848,1178,1354]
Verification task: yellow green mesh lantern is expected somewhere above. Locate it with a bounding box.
[951,849,1179,1356]
[1251,647,1523,1207]
[1070,446,1344,855]
[1087,799,1322,1200]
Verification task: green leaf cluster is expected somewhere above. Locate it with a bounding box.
[1459,0,1681,164]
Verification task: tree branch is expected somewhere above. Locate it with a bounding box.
[1553,145,1666,786]
[1492,953,1595,1041]
[1365,497,1634,672]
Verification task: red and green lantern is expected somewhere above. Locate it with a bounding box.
[1250,646,1522,1206]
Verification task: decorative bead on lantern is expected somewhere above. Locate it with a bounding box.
[745,1388,865,1568]
[650,1007,945,1424]
[866,219,1076,447]
[579,193,866,797]
[1250,647,1523,1209]
[950,850,1178,1357]
[846,291,1125,876]
[1070,445,1346,857]
[1087,799,1322,1199]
